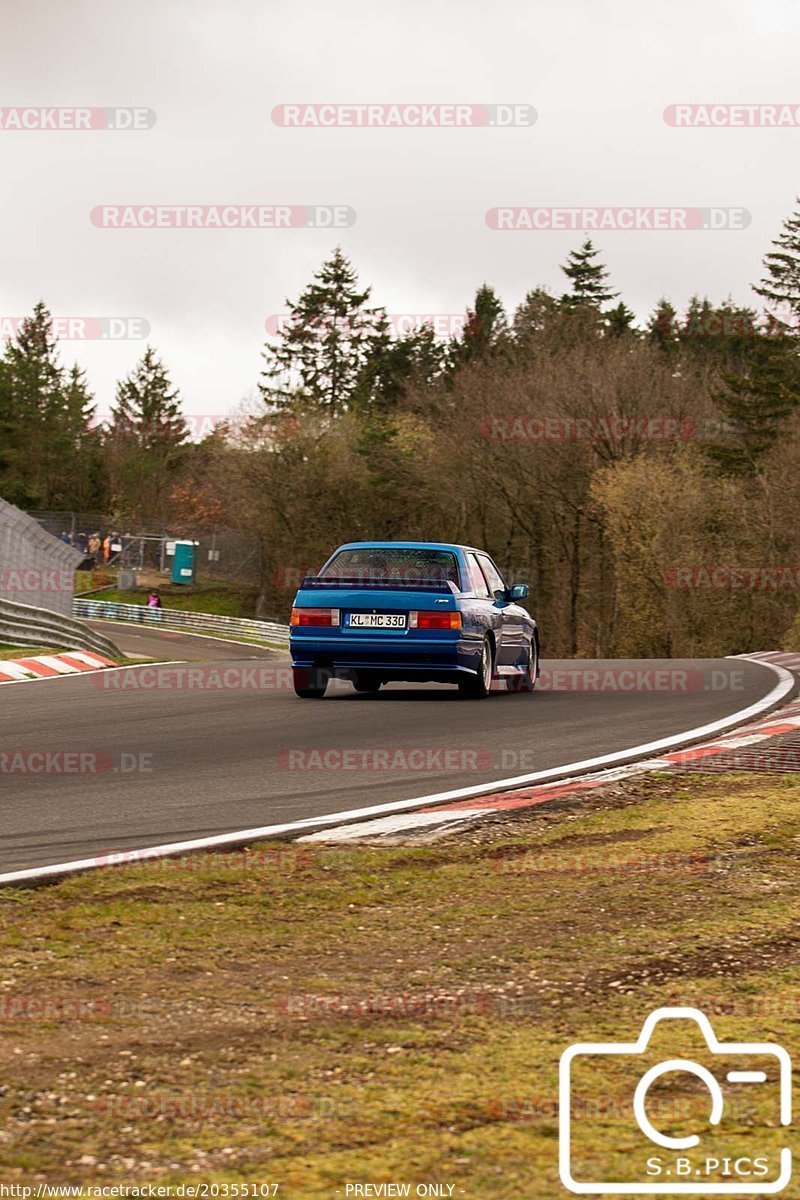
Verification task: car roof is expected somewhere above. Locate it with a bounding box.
[333,541,484,555]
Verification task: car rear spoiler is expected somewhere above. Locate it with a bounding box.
[300,576,459,593]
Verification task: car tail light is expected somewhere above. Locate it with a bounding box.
[291,607,340,627]
[409,610,462,630]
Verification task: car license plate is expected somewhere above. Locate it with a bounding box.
[346,612,406,629]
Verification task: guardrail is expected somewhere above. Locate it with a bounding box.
[0,597,121,659]
[73,598,290,647]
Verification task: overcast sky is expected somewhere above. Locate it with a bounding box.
[2,0,799,424]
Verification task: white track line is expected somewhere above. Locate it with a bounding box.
[0,658,793,886]
[89,618,286,652]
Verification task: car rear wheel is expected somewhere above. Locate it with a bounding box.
[514,639,538,693]
[459,636,494,699]
[352,671,381,694]
[293,666,329,699]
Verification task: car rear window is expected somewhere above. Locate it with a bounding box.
[320,547,461,586]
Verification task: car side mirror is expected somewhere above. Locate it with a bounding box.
[509,583,529,601]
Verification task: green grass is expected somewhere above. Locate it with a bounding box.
[1,771,798,1192]
[75,569,115,594]
[0,644,65,658]
[98,583,262,618]
[0,644,132,665]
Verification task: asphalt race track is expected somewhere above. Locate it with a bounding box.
[0,623,785,874]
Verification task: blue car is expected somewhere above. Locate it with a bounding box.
[289,541,540,699]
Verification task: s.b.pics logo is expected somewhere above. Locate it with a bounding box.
[560,1007,791,1194]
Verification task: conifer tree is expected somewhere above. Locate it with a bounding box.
[560,240,618,307]
[454,284,508,364]
[0,302,98,507]
[647,298,678,350]
[107,347,187,521]
[260,248,387,413]
[706,336,800,474]
[754,197,800,331]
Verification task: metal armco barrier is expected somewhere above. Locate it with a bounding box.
[73,598,290,647]
[0,597,120,658]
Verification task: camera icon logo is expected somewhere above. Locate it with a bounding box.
[560,1006,791,1194]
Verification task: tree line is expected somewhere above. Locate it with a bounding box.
[2,199,800,656]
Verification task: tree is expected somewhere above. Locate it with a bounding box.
[56,364,105,510]
[560,240,618,308]
[705,336,800,475]
[605,301,637,337]
[110,346,186,448]
[592,451,758,657]
[260,248,387,414]
[647,298,679,351]
[355,321,445,413]
[451,284,508,367]
[512,287,560,346]
[754,197,800,331]
[0,302,100,508]
[106,346,188,522]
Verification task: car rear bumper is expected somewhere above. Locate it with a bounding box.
[290,632,480,678]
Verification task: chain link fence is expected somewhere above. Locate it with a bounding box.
[26,511,260,582]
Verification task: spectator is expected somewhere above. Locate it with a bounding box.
[59,531,71,544]
[75,532,88,554]
[147,589,162,609]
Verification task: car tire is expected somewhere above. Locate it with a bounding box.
[352,671,381,694]
[293,666,329,699]
[459,636,494,699]
[514,639,538,693]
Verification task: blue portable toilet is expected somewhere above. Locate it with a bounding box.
[171,540,197,585]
